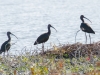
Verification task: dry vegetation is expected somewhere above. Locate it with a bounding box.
[0,42,100,75]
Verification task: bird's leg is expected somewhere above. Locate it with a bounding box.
[3,52,6,60]
[85,32,87,44]
[3,52,5,57]
[7,51,9,57]
[89,33,91,44]
[42,43,44,54]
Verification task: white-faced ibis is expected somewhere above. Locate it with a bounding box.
[0,31,18,56]
[34,24,57,53]
[75,15,95,44]
[80,15,95,44]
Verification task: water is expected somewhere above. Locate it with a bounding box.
[0,0,100,54]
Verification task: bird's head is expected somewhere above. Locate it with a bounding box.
[80,15,84,19]
[7,31,11,35]
[7,31,18,39]
[80,15,92,23]
[48,24,57,32]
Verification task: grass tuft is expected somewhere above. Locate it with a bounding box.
[0,42,100,75]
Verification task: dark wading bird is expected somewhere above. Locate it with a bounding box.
[34,24,57,53]
[0,31,18,56]
[75,15,95,44]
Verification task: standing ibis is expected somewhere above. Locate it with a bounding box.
[0,31,18,56]
[80,15,95,44]
[34,24,57,53]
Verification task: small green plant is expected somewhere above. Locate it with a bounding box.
[0,42,100,74]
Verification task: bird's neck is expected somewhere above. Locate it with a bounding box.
[48,27,51,35]
[81,18,84,23]
[7,34,11,41]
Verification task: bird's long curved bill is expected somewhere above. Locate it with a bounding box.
[84,17,92,23]
[51,26,57,32]
[11,33,18,39]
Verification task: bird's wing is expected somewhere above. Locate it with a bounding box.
[5,42,11,51]
[80,23,95,33]
[1,41,11,52]
[35,33,49,44]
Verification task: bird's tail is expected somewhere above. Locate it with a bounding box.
[93,31,95,34]
[34,41,37,45]
[34,41,38,45]
[75,30,80,43]
[0,50,2,54]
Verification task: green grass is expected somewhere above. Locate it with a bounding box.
[0,42,100,75]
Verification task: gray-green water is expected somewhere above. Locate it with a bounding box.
[0,0,100,54]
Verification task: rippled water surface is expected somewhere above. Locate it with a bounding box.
[0,0,100,54]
